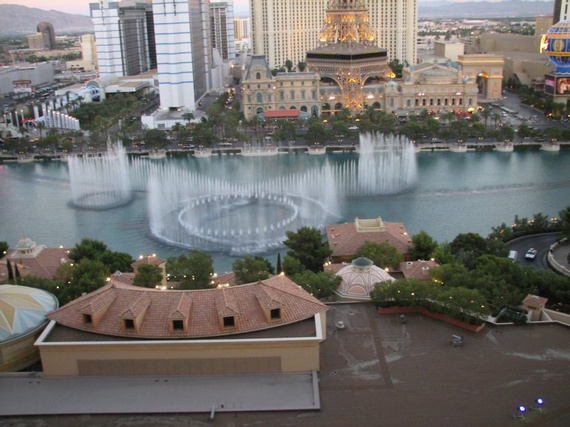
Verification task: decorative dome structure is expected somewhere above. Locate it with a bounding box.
[542,20,570,74]
[0,285,58,371]
[335,257,395,300]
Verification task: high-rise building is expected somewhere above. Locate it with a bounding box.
[234,16,250,40]
[249,0,417,70]
[210,2,236,61]
[553,0,569,22]
[37,22,56,50]
[90,1,156,79]
[151,0,211,110]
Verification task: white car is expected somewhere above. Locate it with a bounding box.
[525,248,538,260]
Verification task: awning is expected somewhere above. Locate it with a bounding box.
[263,110,300,119]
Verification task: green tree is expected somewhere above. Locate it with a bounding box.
[0,241,8,256]
[354,241,403,270]
[167,251,214,289]
[559,206,570,239]
[285,59,294,72]
[282,254,306,276]
[289,270,341,299]
[61,258,109,303]
[68,238,134,273]
[133,263,163,288]
[409,230,438,260]
[283,227,332,273]
[68,238,109,263]
[233,256,272,284]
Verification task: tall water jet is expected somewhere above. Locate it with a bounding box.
[356,132,417,195]
[147,161,340,255]
[68,142,132,209]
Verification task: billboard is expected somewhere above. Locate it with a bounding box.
[12,80,33,94]
[544,75,570,95]
[556,76,570,95]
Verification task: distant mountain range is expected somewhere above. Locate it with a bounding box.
[0,1,556,38]
[419,0,554,18]
[0,5,93,37]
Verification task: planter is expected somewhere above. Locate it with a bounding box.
[378,306,486,333]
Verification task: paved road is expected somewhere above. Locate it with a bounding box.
[508,232,562,270]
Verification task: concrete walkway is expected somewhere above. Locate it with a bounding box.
[0,371,320,416]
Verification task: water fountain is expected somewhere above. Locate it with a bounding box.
[67,133,416,254]
[68,142,132,209]
[146,132,416,255]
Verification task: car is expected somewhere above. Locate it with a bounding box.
[525,248,538,260]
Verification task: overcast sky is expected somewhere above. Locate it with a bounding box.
[5,0,250,16]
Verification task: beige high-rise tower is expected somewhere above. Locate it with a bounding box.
[249,0,417,69]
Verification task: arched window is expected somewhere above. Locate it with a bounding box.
[256,72,261,80]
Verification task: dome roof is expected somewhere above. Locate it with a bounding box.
[0,285,58,342]
[16,236,35,250]
[336,261,394,299]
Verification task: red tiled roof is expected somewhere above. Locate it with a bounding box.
[47,275,328,339]
[326,219,413,259]
[399,260,439,281]
[3,247,70,279]
[263,109,299,118]
[132,255,166,268]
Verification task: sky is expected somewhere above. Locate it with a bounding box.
[4,0,251,16]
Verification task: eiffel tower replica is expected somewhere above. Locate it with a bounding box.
[306,0,393,114]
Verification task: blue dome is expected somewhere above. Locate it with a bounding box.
[542,21,570,73]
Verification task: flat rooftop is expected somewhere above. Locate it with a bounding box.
[2,303,570,426]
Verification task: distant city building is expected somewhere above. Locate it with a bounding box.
[553,0,569,23]
[249,0,417,70]
[90,0,157,78]
[37,22,56,49]
[234,16,250,40]
[210,1,236,61]
[433,41,464,62]
[0,63,54,97]
[27,33,49,50]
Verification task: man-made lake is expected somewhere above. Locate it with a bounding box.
[1,147,569,273]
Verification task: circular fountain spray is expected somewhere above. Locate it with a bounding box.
[68,133,417,254]
[68,142,132,209]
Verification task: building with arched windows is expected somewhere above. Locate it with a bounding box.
[241,55,321,120]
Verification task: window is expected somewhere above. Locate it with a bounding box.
[83,313,92,325]
[256,72,261,80]
[124,319,135,330]
[172,320,184,331]
[256,93,263,103]
[270,308,281,320]
[223,316,235,327]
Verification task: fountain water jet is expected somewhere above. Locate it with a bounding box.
[68,142,132,209]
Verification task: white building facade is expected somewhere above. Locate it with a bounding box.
[249,0,417,70]
[152,0,211,111]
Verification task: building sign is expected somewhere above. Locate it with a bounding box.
[12,80,33,93]
[544,74,555,94]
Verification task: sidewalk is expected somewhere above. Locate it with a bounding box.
[550,241,570,277]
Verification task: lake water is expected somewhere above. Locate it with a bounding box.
[1,149,569,273]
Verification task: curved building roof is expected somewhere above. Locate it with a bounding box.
[0,285,58,342]
[336,257,394,300]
